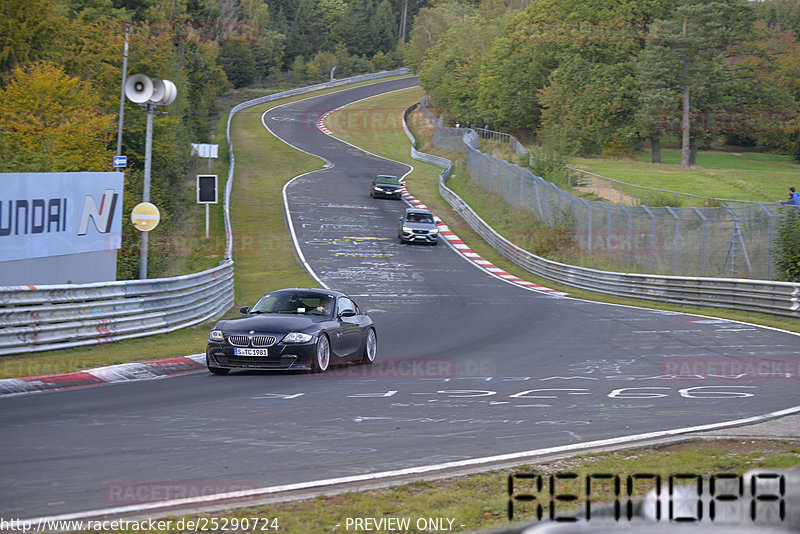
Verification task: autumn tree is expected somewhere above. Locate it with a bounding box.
[0,61,115,172]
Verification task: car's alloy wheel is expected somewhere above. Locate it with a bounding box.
[313,334,330,373]
[361,328,377,365]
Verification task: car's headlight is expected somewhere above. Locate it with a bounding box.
[402,226,413,233]
[282,332,313,343]
[373,186,382,190]
[209,330,224,341]
[429,228,439,234]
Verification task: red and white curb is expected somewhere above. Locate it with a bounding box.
[0,354,206,397]
[400,190,566,296]
[317,112,332,134]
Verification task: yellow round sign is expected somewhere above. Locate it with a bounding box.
[131,202,161,232]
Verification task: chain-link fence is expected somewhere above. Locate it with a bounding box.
[424,103,796,280]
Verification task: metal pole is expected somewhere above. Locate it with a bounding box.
[116,23,132,158]
[205,204,210,239]
[140,102,153,279]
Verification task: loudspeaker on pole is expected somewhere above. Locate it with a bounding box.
[124,73,154,104]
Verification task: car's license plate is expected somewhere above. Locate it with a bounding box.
[234,348,269,356]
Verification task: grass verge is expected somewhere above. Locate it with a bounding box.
[571,149,800,204]
[102,439,800,533]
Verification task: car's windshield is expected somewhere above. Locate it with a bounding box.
[405,212,434,224]
[251,292,334,316]
[375,176,399,185]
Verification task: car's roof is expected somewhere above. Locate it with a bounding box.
[404,207,433,214]
[266,287,346,298]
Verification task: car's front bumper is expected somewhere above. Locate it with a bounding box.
[206,340,317,371]
[372,188,403,199]
[400,230,439,244]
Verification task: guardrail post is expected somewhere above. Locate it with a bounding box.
[642,206,656,271]
[665,207,681,274]
[757,203,774,280]
[620,204,633,265]
[692,207,708,276]
[580,198,593,254]
[723,206,753,278]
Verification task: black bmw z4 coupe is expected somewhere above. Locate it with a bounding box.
[206,288,377,374]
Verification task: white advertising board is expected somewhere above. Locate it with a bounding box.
[0,172,124,262]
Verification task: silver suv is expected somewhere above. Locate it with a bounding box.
[398,208,439,245]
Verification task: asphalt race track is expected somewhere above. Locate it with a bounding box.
[1,77,799,520]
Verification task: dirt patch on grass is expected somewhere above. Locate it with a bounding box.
[659,438,799,455]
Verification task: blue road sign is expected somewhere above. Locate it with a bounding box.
[113,156,127,168]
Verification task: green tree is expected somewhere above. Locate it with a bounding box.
[775,207,800,282]
[218,42,258,87]
[374,0,398,54]
[477,36,552,131]
[661,0,754,167]
[0,0,67,79]
[405,1,474,71]
[418,13,503,125]
[337,0,378,57]
[634,26,683,163]
[539,57,640,155]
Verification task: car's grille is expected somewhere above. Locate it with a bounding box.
[252,336,277,347]
[227,335,277,347]
[413,229,430,234]
[228,335,250,347]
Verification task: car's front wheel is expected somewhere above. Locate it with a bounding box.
[361,328,377,365]
[312,334,330,373]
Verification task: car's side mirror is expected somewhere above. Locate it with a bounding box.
[240,306,250,315]
[339,310,356,318]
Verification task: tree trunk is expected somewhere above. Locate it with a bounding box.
[651,136,661,164]
[680,17,691,169]
[399,0,408,42]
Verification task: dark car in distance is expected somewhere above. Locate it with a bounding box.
[370,175,403,199]
[398,207,439,245]
[206,288,376,374]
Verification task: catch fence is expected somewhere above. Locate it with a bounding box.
[423,102,796,280]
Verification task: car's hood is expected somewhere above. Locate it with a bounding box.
[375,183,401,190]
[217,314,320,333]
[403,221,437,231]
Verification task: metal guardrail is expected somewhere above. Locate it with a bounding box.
[0,264,234,356]
[403,104,800,319]
[0,69,411,356]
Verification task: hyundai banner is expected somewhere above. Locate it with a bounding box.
[0,172,124,262]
